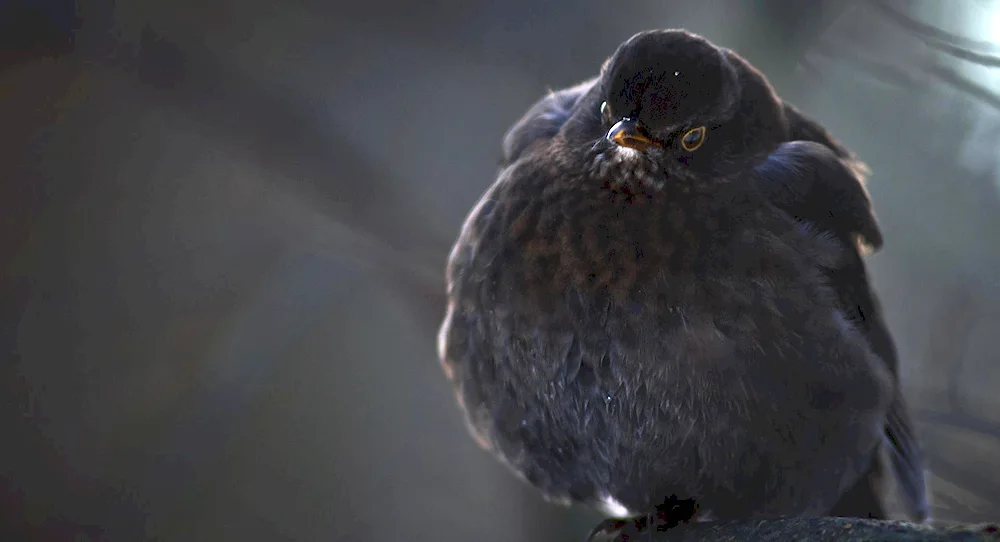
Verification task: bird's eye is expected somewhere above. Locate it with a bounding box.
[680,126,706,152]
[600,101,610,120]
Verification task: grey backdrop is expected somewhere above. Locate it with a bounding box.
[2,0,999,540]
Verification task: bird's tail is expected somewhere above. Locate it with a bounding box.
[884,394,932,522]
[827,394,931,523]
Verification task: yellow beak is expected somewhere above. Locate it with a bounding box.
[606,118,653,151]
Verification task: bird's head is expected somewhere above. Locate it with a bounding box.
[574,29,787,188]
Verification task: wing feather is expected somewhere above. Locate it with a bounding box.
[753,140,930,522]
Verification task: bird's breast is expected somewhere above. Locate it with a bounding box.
[504,182,739,305]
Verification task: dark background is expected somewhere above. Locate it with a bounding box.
[2,0,999,540]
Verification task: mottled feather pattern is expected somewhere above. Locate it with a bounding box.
[439,29,928,527]
[443,138,893,515]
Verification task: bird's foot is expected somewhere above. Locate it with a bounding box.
[586,495,699,541]
[586,515,651,542]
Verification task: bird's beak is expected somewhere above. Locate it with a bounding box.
[606,118,653,152]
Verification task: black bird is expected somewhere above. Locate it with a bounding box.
[438,29,929,537]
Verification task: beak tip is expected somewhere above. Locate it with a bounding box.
[606,119,652,151]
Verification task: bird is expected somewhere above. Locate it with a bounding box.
[437,29,929,538]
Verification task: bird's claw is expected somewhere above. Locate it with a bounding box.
[586,515,649,541]
[586,495,699,541]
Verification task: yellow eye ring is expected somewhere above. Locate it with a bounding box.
[680,126,706,152]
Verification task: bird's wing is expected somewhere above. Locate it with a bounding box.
[782,102,862,167]
[501,77,597,166]
[438,174,618,505]
[752,141,930,522]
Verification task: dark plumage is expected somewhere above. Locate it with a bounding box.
[439,29,929,535]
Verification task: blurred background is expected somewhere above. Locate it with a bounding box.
[1,0,999,540]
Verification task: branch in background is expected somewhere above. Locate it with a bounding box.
[809,38,1000,112]
[869,0,1000,54]
[916,409,1000,444]
[808,41,921,87]
[921,38,1000,69]
[614,516,999,541]
[852,2,1000,106]
[795,57,823,80]
[871,1,1000,70]
[743,0,862,97]
[923,62,1000,111]
[809,2,1000,108]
